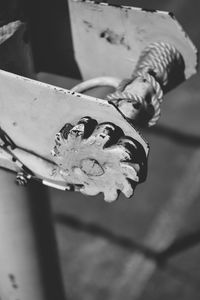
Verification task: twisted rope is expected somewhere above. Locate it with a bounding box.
[136,71,163,126]
[107,42,183,126]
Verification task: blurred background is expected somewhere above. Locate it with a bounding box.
[2,0,200,299]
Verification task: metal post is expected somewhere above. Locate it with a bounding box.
[0,172,45,300]
[0,18,66,300]
[0,172,66,300]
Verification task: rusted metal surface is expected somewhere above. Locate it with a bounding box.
[68,0,197,82]
[52,117,147,201]
[0,69,148,200]
[0,70,148,156]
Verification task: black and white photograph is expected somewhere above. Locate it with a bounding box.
[0,1,200,299]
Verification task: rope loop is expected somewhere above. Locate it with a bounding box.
[107,41,183,126]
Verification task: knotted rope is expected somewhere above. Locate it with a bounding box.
[107,42,184,126]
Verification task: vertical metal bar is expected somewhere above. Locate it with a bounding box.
[0,172,46,300]
[0,18,66,300]
[0,173,66,300]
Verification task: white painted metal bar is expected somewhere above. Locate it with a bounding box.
[68,0,197,81]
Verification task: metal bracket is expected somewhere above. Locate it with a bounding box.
[68,0,197,82]
[0,69,149,201]
[0,2,198,201]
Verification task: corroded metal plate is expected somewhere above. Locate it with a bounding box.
[68,0,197,81]
[0,70,148,166]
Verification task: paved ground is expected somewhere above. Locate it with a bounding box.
[34,1,200,299]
